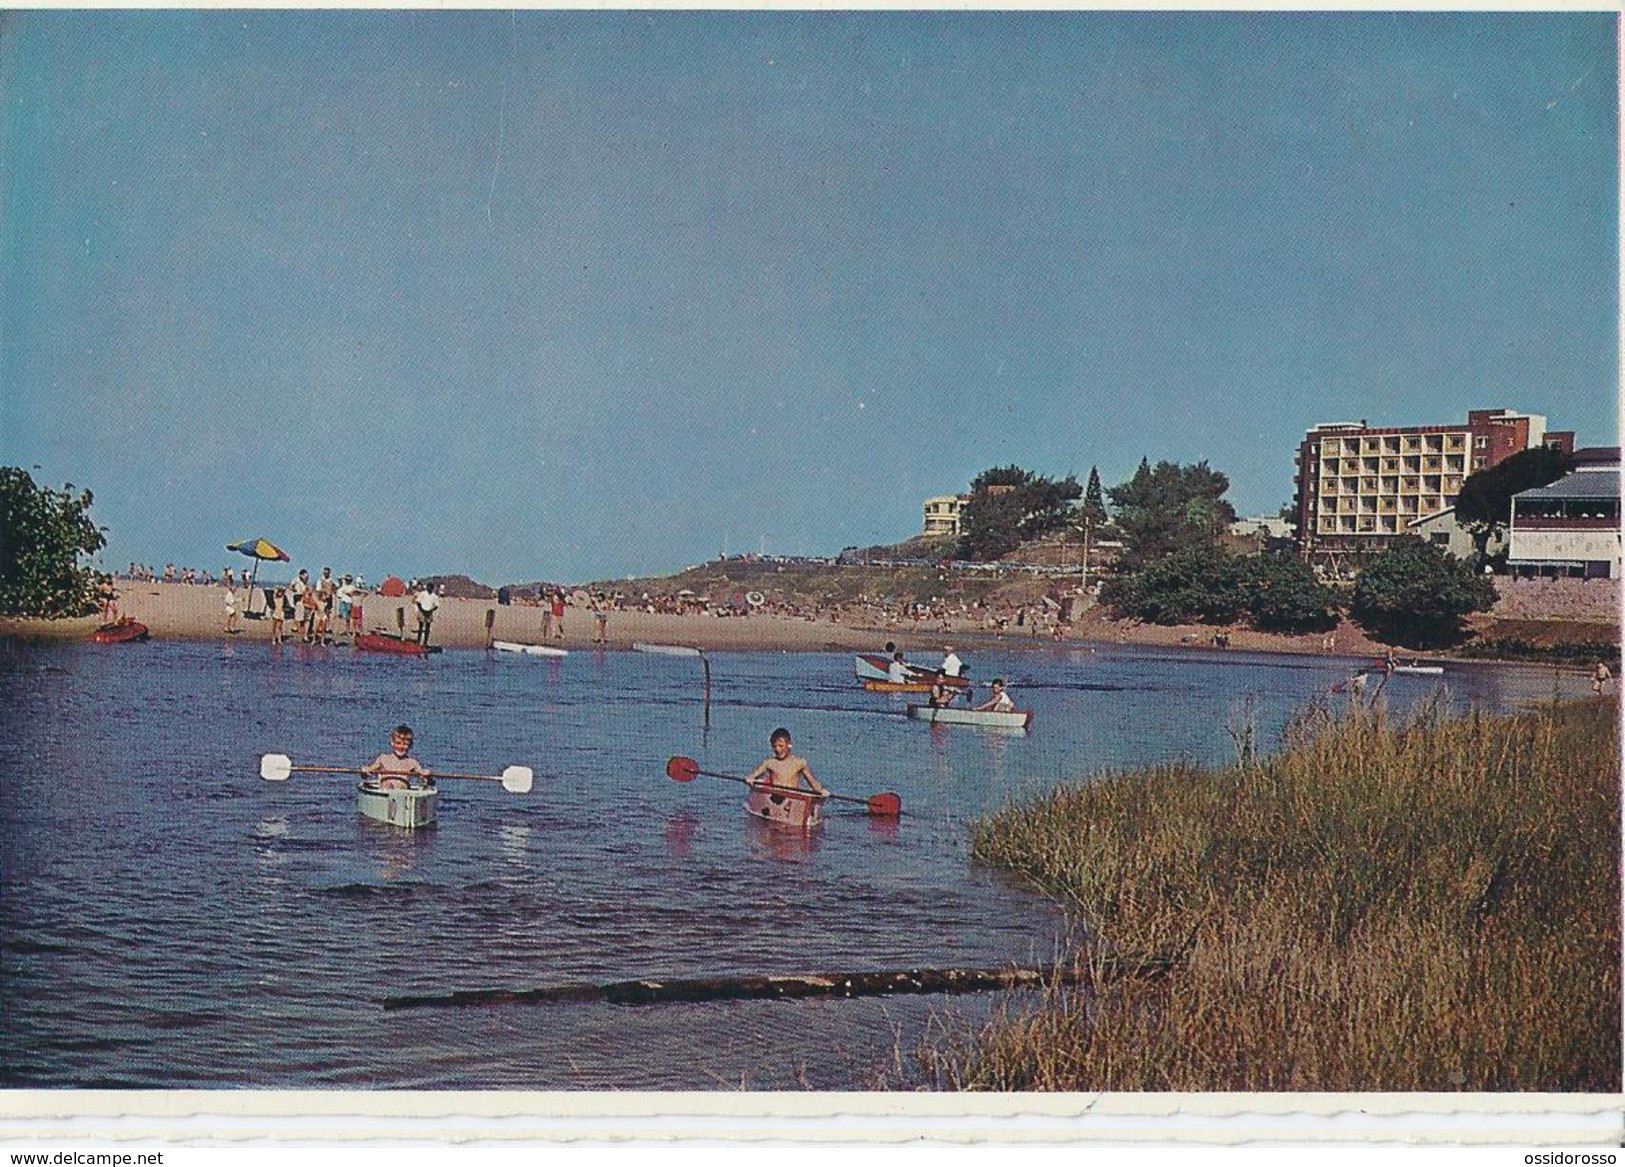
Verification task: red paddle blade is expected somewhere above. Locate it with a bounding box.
[666,756,700,782]
[867,792,902,817]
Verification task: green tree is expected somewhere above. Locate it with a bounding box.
[1240,554,1340,633]
[956,466,1082,561]
[1106,459,1237,569]
[1454,446,1575,565]
[0,468,107,617]
[1081,466,1108,525]
[1351,537,1497,647]
[1101,547,1249,625]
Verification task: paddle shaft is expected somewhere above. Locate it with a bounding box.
[287,763,509,784]
[688,765,877,810]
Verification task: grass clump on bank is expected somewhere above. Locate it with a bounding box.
[922,699,1619,1091]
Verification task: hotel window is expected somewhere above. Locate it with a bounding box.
[1475,436,1488,450]
[1473,456,1487,470]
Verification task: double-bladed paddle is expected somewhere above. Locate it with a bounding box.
[664,755,901,817]
[259,753,535,794]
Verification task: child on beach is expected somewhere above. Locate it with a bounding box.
[360,725,431,790]
[269,587,287,645]
[223,586,239,635]
[743,728,828,797]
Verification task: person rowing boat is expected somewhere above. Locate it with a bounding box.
[928,669,959,709]
[973,678,1016,713]
[360,724,432,790]
[744,727,828,799]
[739,728,829,829]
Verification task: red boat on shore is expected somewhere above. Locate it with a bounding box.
[88,619,150,644]
[355,632,441,656]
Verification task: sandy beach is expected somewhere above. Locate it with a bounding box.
[3,579,1414,662]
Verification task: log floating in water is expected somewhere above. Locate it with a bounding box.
[381,957,1177,1012]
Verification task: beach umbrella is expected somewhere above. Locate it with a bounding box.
[225,537,291,611]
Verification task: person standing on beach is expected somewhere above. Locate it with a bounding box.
[550,590,566,640]
[224,584,239,635]
[315,568,338,644]
[269,587,287,645]
[289,569,311,641]
[1592,662,1613,696]
[541,589,555,640]
[415,582,442,646]
[592,596,609,645]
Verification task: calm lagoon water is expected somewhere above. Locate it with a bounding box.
[0,637,1583,1088]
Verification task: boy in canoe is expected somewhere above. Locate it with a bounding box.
[928,670,959,709]
[744,728,829,798]
[973,679,1017,713]
[361,724,432,790]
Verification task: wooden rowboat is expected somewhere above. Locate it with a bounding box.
[860,678,936,693]
[906,703,1033,731]
[854,653,968,687]
[745,784,824,830]
[492,640,569,657]
[356,632,441,655]
[356,781,438,829]
[89,619,150,644]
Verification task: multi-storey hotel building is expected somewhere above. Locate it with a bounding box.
[1293,408,1574,569]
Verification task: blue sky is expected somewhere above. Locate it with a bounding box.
[1,11,1617,584]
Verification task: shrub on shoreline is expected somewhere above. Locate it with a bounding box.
[909,699,1620,1091]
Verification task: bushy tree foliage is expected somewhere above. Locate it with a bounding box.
[1351,537,1497,647]
[1239,554,1340,633]
[1101,548,1248,624]
[956,466,1082,561]
[0,468,107,617]
[1455,446,1575,564]
[1107,459,1237,569]
[1102,548,1341,632]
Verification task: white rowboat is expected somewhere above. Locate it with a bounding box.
[356,782,438,829]
[906,704,1033,731]
[492,640,569,657]
[633,643,703,657]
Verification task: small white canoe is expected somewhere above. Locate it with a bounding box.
[906,704,1033,731]
[633,643,703,657]
[356,782,438,830]
[492,640,569,657]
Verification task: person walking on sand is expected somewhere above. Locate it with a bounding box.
[743,728,828,797]
[1592,661,1613,696]
[592,596,609,645]
[550,590,566,640]
[223,584,239,635]
[360,725,431,790]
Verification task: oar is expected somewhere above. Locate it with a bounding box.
[259,753,534,794]
[664,755,901,818]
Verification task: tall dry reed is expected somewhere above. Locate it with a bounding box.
[909,698,1619,1091]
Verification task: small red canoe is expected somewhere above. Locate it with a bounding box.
[89,619,150,644]
[355,632,440,656]
[745,785,824,830]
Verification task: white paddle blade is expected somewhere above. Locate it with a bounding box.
[260,753,293,782]
[502,765,534,794]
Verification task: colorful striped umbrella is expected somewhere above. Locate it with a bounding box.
[225,538,291,613]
